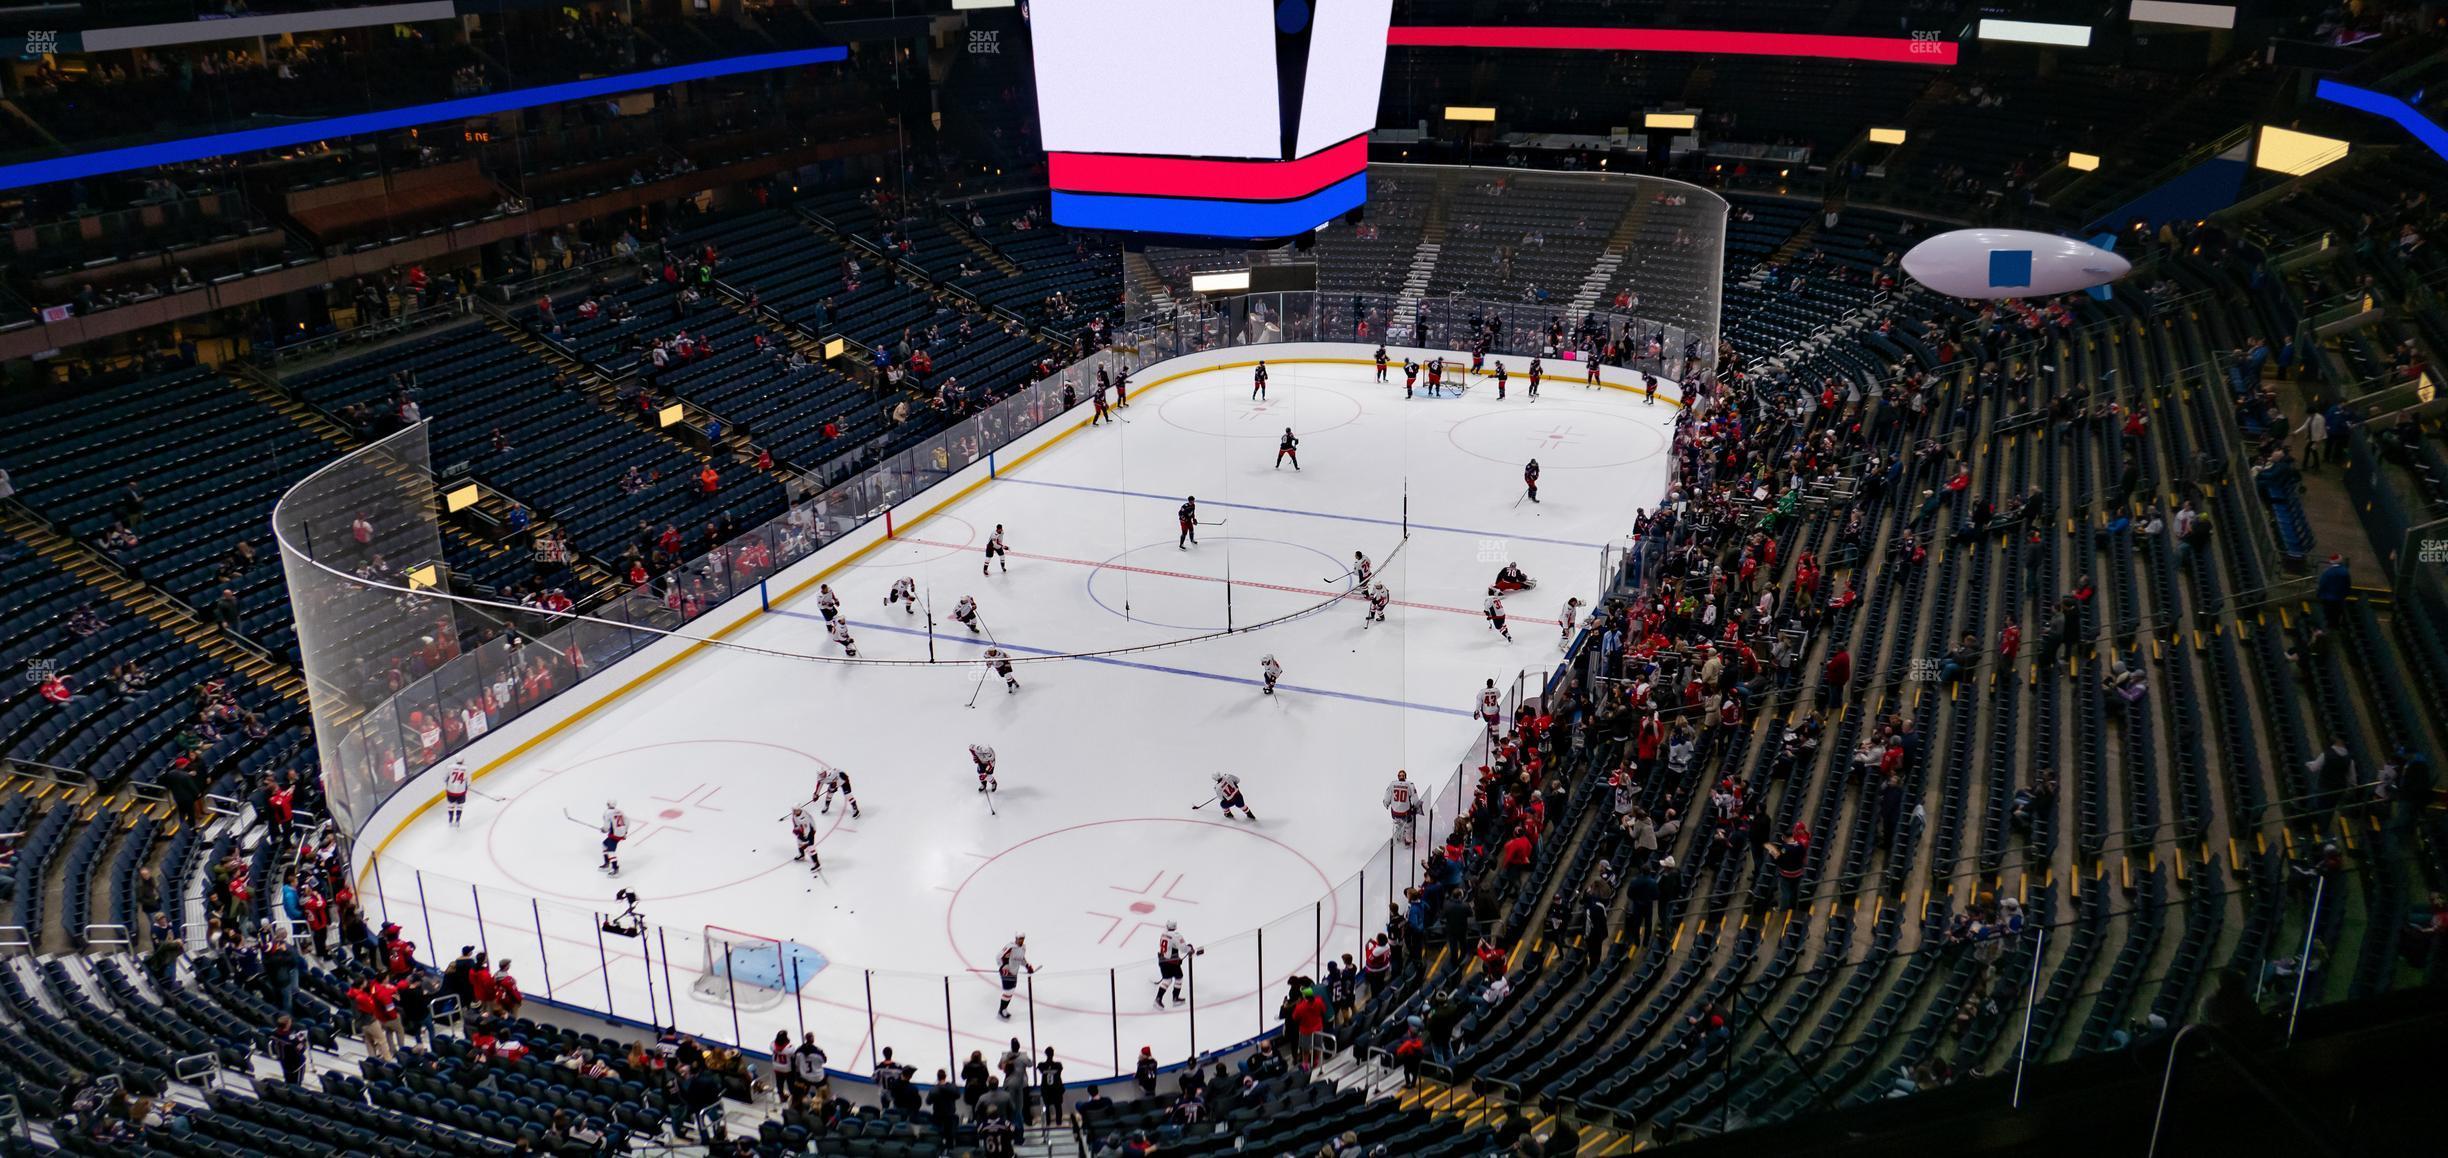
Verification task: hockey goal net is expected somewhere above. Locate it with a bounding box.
[692,925,799,1012]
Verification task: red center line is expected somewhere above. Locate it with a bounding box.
[894,537,1563,625]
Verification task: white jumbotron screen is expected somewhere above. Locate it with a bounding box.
[1296,0,1394,156]
[1029,0,1283,159]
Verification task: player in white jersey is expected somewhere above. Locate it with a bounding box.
[951,595,981,633]
[996,934,1036,1019]
[599,801,629,875]
[1383,771,1419,845]
[1484,588,1513,642]
[815,584,841,622]
[1363,582,1390,626]
[788,803,821,870]
[983,524,1008,577]
[827,617,859,657]
[1259,654,1282,696]
[1350,550,1372,588]
[444,760,470,826]
[970,744,998,793]
[1154,921,1204,1007]
[984,646,1019,693]
[887,576,918,614]
[1477,679,1504,730]
[816,766,860,817]
[1560,596,1584,645]
[1211,771,1255,820]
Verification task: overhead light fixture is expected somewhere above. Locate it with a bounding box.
[1445,106,1497,122]
[1977,19,2094,47]
[2254,124,2350,176]
[2128,2,2235,30]
[1868,127,1908,145]
[2066,152,2100,171]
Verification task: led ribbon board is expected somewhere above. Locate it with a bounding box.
[1035,0,1393,238]
[1386,26,1960,66]
[0,47,848,193]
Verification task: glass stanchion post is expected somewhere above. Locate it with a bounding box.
[595,922,617,1022]
[413,871,437,965]
[531,898,552,1000]
[470,884,489,958]
[865,970,880,1072]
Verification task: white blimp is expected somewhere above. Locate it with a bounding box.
[1900,228,2131,300]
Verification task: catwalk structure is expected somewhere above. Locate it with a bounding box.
[364,349,1679,1080]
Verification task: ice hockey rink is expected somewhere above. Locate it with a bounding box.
[363,347,1679,1080]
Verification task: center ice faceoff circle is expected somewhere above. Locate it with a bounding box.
[1082,537,1347,631]
[1156,377,1365,438]
[1445,404,1669,469]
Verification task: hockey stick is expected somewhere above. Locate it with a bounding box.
[1189,793,1219,811]
[1513,487,1530,509]
[559,809,597,830]
[1196,519,1228,526]
[469,789,507,803]
[984,783,999,817]
[965,660,991,709]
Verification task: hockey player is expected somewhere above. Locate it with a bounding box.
[1154,921,1203,1007]
[444,760,471,826]
[984,524,1008,576]
[1469,343,1486,379]
[984,646,1019,694]
[1373,345,1389,382]
[1363,581,1391,626]
[997,934,1036,1018]
[970,744,999,793]
[1091,379,1112,425]
[1642,372,1658,405]
[1212,771,1255,821]
[1275,427,1300,470]
[1586,358,1601,388]
[951,595,981,633]
[817,765,861,817]
[1401,358,1419,398]
[1178,496,1199,550]
[1560,596,1585,646]
[599,800,629,875]
[1426,357,1443,397]
[1477,679,1504,731]
[1523,458,1542,504]
[887,576,918,615]
[1114,367,1132,408]
[1350,550,1373,588]
[1485,588,1513,642]
[1251,360,1269,400]
[816,584,842,623]
[1492,360,1508,401]
[1528,358,1542,400]
[827,616,859,657]
[1259,654,1283,696]
[789,802,821,867]
[1384,771,1419,846]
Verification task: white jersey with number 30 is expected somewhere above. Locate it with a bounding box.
[1384,780,1417,816]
